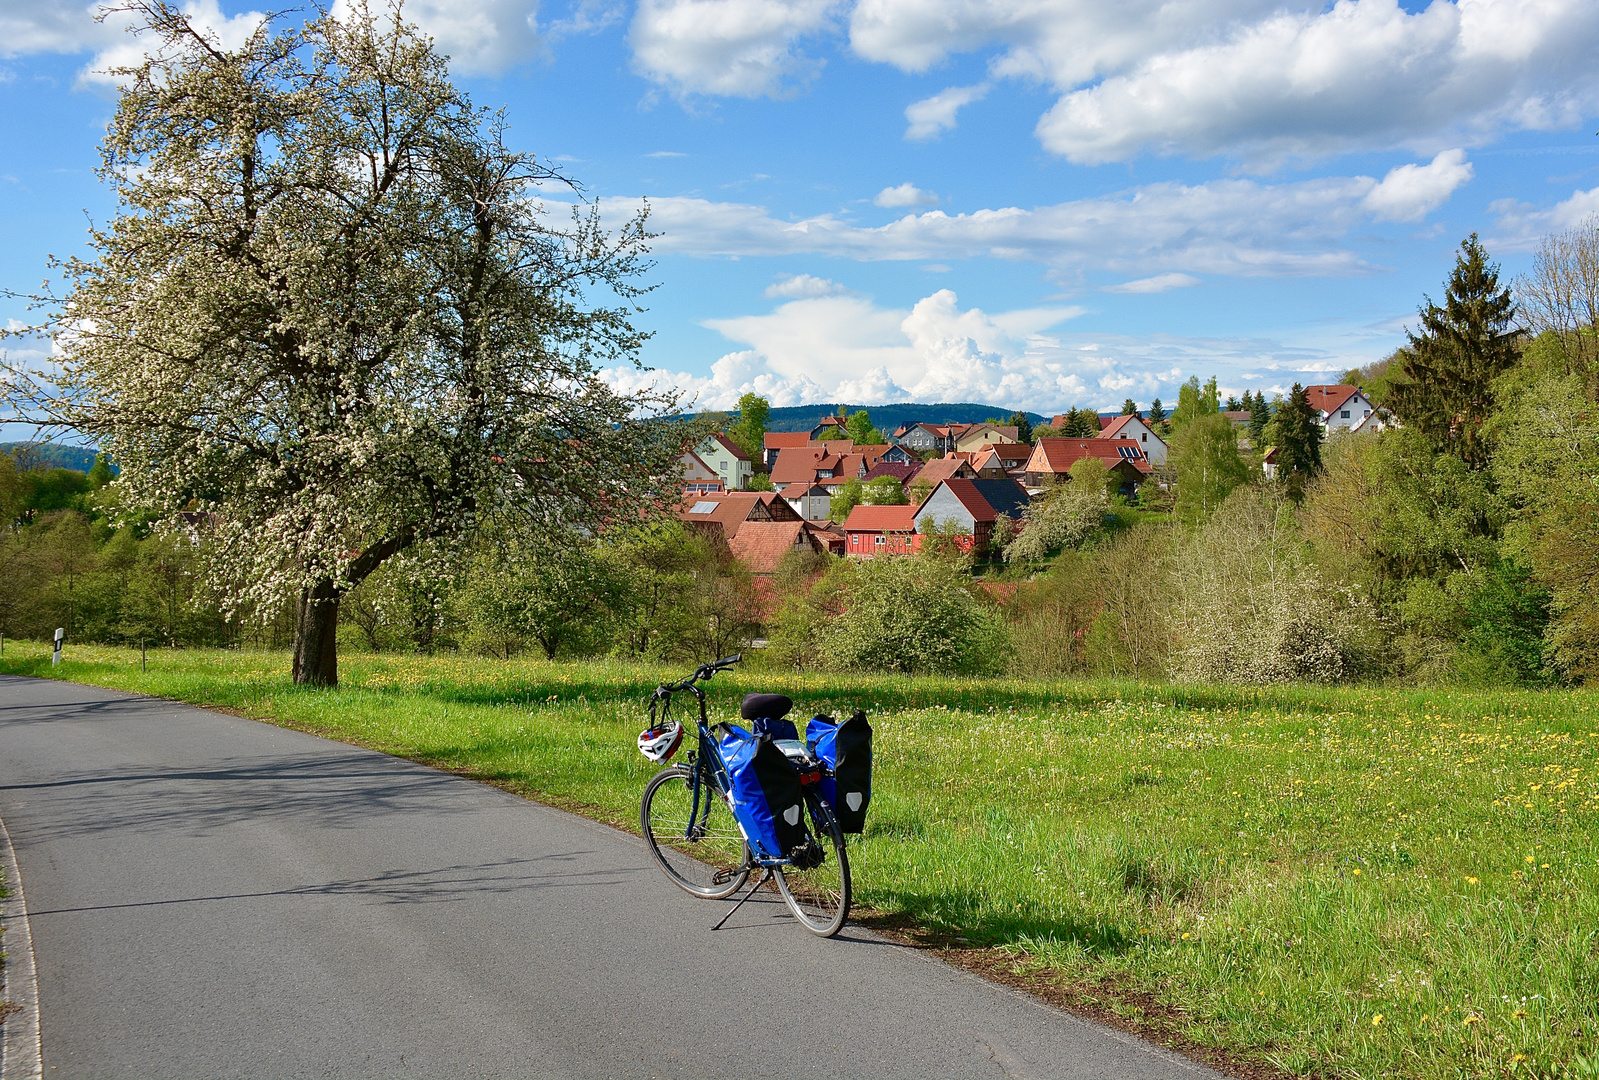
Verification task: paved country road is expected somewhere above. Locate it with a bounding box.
[0,676,1221,1079]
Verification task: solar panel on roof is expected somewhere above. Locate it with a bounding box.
[689,501,720,514]
[1118,446,1139,459]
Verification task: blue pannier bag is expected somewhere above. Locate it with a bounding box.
[716,724,808,861]
[805,709,872,834]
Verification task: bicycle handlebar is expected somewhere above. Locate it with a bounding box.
[654,654,744,698]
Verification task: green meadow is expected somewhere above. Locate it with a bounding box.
[5,644,1597,1079]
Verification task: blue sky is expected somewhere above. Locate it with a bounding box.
[5,0,1599,421]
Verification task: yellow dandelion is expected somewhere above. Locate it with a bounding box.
[1463,1014,1480,1026]
[1372,1014,1384,1026]
[1353,868,1362,875]
[1513,1009,1527,1019]
[1181,932,1191,940]
[1525,855,1535,864]
[1466,876,1480,885]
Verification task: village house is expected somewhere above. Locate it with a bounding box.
[862,461,922,492]
[950,422,1020,453]
[912,477,1032,556]
[780,481,833,521]
[911,455,979,494]
[1096,413,1169,465]
[842,504,922,557]
[808,415,849,440]
[697,433,752,491]
[762,431,811,471]
[678,490,801,544]
[1304,385,1380,432]
[969,442,1034,478]
[678,449,723,494]
[1023,437,1149,494]
[892,422,948,454]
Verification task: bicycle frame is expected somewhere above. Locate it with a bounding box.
[652,672,842,871]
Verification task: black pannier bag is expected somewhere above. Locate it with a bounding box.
[805,709,872,834]
[717,724,810,860]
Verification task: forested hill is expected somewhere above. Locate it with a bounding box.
[751,403,1051,433]
[0,442,102,473]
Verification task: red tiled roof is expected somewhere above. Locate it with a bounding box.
[764,431,810,451]
[729,520,807,575]
[1027,437,1150,475]
[982,442,1032,464]
[1304,385,1360,417]
[769,445,828,485]
[678,491,795,539]
[842,504,919,533]
[863,462,921,485]
[914,457,978,487]
[1098,414,1140,438]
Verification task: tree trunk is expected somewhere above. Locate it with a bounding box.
[293,579,341,686]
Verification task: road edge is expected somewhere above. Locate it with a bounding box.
[0,814,42,1080]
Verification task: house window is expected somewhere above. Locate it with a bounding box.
[1141,433,1147,442]
[875,535,885,547]
[721,461,728,470]
[1340,410,1350,419]
[1364,410,1371,417]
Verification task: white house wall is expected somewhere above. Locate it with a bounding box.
[912,485,978,533]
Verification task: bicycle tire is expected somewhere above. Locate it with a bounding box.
[641,764,751,899]
[775,796,851,937]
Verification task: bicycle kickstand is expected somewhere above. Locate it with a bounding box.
[710,868,774,931]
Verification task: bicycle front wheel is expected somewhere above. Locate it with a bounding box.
[775,798,851,937]
[641,765,751,899]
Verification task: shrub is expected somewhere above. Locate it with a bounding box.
[776,556,1008,676]
[1169,487,1381,684]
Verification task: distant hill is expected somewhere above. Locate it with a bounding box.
[744,403,1051,434]
[0,441,105,474]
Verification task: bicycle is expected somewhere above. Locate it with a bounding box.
[637,654,852,938]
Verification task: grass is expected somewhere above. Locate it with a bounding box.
[4,643,1598,1079]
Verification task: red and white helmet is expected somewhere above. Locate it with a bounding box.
[637,721,684,763]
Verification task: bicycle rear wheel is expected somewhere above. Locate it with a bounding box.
[775,796,851,937]
[641,765,751,899]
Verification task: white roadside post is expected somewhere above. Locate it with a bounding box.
[53,628,64,666]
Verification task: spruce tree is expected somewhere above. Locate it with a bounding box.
[1008,410,1034,444]
[1148,398,1166,424]
[1121,398,1138,416]
[1274,383,1323,501]
[1248,391,1271,445]
[1387,234,1518,467]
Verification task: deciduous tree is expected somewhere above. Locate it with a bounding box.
[6,2,676,685]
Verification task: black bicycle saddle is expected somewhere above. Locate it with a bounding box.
[740,692,793,720]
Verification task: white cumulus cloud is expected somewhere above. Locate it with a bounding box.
[602,290,1374,413]
[1361,149,1474,222]
[1032,0,1599,164]
[903,82,987,140]
[629,0,840,98]
[873,182,938,208]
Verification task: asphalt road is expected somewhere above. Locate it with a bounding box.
[0,675,1220,1079]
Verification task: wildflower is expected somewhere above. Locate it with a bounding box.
[1372,1014,1384,1026]
[1466,876,1480,884]
[1513,1009,1527,1019]
[1525,855,1535,864]
[1353,868,1361,875]
[1463,1014,1480,1026]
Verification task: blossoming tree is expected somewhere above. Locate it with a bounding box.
[7,1,679,684]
